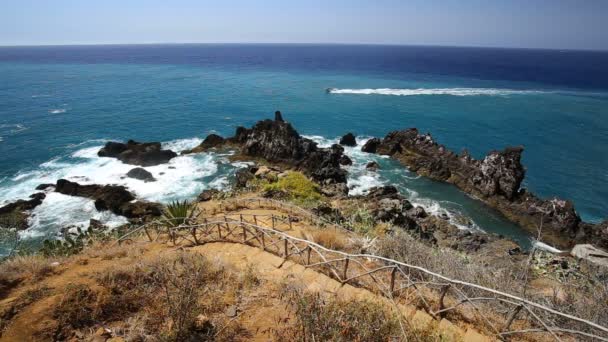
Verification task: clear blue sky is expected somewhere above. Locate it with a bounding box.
[1,0,606,50]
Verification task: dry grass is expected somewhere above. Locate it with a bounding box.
[0,255,59,296]
[44,251,247,341]
[374,230,608,338]
[274,286,440,342]
[310,229,348,250]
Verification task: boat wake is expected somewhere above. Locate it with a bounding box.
[327,87,549,97]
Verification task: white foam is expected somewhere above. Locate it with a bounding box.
[0,137,237,240]
[49,109,67,114]
[22,192,128,239]
[328,88,548,97]
[302,135,482,231]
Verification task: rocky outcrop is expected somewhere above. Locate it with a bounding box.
[366,161,380,171]
[339,155,353,166]
[98,140,177,166]
[0,193,46,230]
[126,168,156,182]
[370,128,600,249]
[339,133,357,147]
[361,138,381,153]
[54,179,161,220]
[182,134,226,154]
[202,113,347,185]
[197,189,220,202]
[234,168,255,188]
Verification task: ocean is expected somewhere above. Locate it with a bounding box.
[1,44,607,252]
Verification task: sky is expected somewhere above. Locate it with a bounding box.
[1,0,607,50]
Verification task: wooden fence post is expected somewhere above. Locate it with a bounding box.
[438,284,451,318]
[272,216,275,230]
[144,226,152,242]
[284,239,288,258]
[306,246,311,265]
[288,216,293,230]
[217,223,222,239]
[261,233,265,250]
[253,215,258,225]
[390,267,397,296]
[242,226,247,243]
[502,304,523,333]
[342,258,349,282]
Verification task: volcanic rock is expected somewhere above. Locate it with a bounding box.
[366,161,380,171]
[182,134,226,154]
[339,133,357,147]
[226,114,347,185]
[370,128,591,249]
[339,155,353,166]
[98,140,177,166]
[126,168,156,182]
[197,189,219,202]
[54,179,161,220]
[234,168,255,188]
[0,193,46,230]
[361,138,381,153]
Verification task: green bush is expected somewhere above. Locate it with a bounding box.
[163,200,198,227]
[263,172,322,206]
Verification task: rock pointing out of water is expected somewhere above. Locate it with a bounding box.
[0,193,46,230]
[191,112,348,185]
[54,179,162,219]
[126,167,156,182]
[182,134,226,154]
[368,127,603,250]
[339,133,357,146]
[98,140,177,166]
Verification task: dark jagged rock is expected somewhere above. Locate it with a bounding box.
[35,183,55,191]
[0,193,46,215]
[54,179,161,220]
[222,114,347,185]
[98,140,177,166]
[339,133,357,147]
[366,161,380,171]
[234,168,255,188]
[182,134,226,154]
[0,193,46,230]
[120,201,163,219]
[311,204,345,223]
[371,128,594,249]
[197,189,219,202]
[274,110,284,122]
[126,168,156,182]
[361,138,381,153]
[339,155,353,166]
[363,186,415,228]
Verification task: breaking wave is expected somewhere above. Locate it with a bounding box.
[327,87,549,97]
[0,137,240,243]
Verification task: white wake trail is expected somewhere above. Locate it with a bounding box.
[328,87,548,96]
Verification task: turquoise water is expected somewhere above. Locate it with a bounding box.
[1,45,607,251]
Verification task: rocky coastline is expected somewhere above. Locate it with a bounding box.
[360,128,606,250]
[1,111,605,262]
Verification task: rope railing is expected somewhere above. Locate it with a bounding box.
[117,215,608,341]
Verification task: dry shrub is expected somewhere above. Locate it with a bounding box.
[311,230,347,250]
[274,287,439,342]
[90,252,241,341]
[0,255,58,294]
[85,241,146,260]
[375,231,608,338]
[52,284,99,339]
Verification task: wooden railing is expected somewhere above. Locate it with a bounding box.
[118,213,608,342]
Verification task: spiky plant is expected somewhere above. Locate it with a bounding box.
[163,200,197,227]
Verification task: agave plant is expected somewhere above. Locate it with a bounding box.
[163,200,199,227]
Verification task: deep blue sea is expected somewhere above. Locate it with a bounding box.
[1,44,607,251]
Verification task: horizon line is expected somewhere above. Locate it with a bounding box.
[1,41,607,53]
